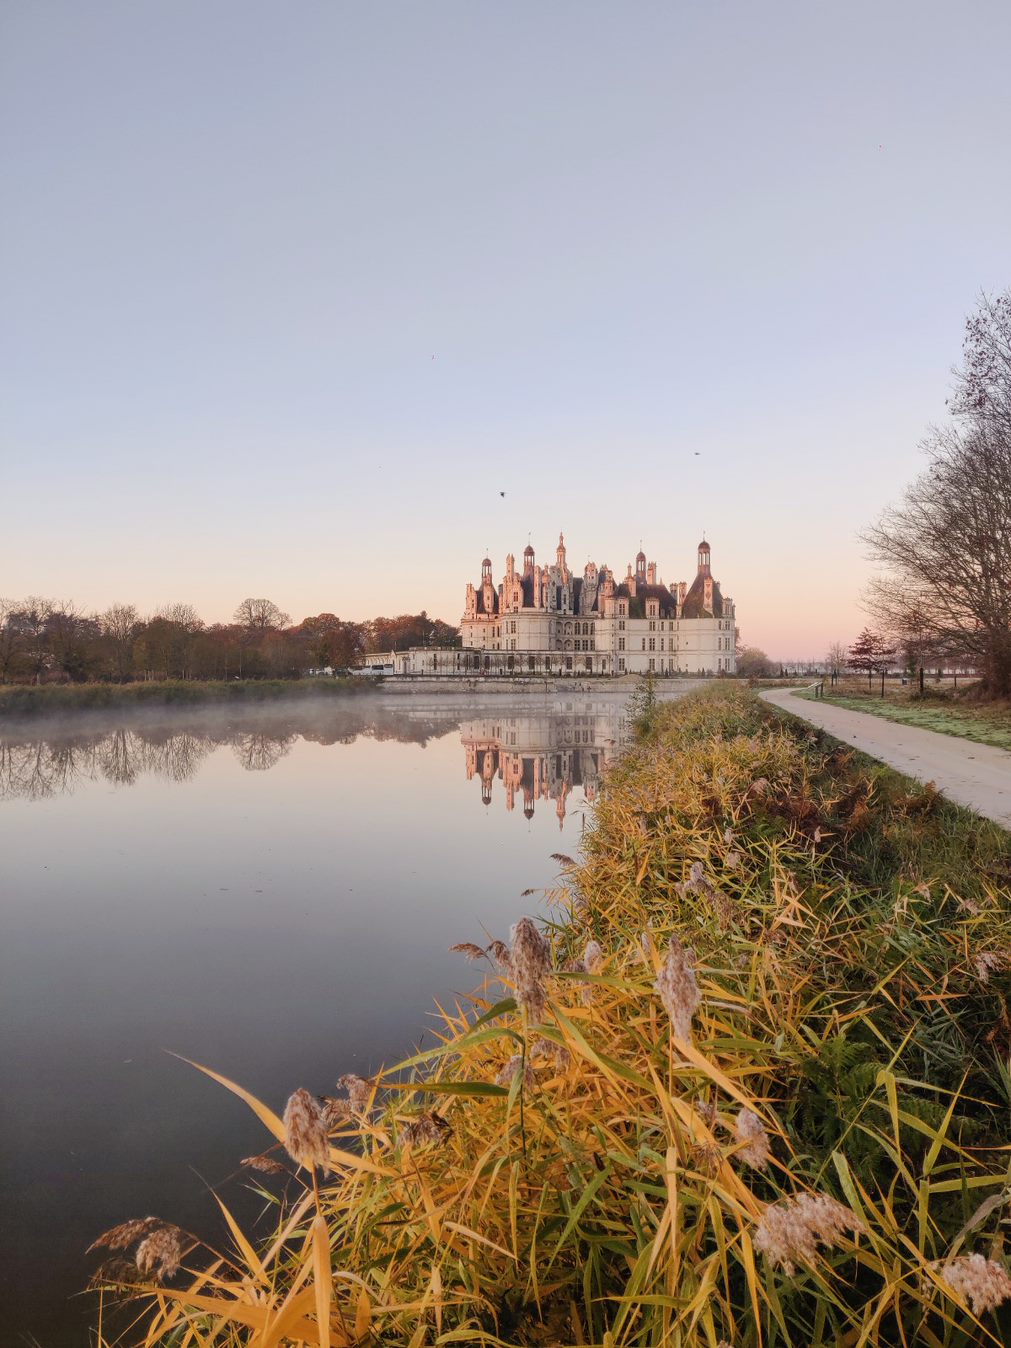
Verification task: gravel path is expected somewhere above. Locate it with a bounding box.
[761,687,1011,830]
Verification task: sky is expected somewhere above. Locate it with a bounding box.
[2,2,1009,659]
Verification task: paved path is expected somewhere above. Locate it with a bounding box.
[761,687,1011,829]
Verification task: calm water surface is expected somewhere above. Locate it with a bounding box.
[0,689,683,1346]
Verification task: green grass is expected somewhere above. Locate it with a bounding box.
[0,677,375,718]
[797,688,1011,751]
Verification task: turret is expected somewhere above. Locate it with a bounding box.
[697,539,711,575]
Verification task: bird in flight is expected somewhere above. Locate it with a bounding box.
[499,491,506,497]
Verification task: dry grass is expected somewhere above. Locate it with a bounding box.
[87,685,1011,1346]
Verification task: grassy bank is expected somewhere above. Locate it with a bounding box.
[89,685,1011,1346]
[799,683,1011,751]
[0,677,374,718]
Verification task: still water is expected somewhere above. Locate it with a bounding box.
[0,689,682,1346]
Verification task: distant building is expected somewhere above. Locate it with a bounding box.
[367,535,737,677]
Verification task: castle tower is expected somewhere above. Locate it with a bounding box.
[635,548,647,585]
[697,539,711,575]
[523,542,535,577]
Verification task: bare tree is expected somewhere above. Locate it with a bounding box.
[233,598,290,631]
[863,290,1011,697]
[864,421,1011,693]
[0,598,26,683]
[102,604,139,682]
[952,289,1011,438]
[12,597,55,683]
[825,642,848,677]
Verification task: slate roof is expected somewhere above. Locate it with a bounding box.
[680,572,723,618]
[613,582,678,618]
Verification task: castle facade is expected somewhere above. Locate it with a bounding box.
[458,535,736,676]
[361,535,737,677]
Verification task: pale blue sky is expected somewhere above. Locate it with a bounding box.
[2,1,1009,656]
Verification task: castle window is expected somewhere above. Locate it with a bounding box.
[641,639,646,650]
[618,637,625,651]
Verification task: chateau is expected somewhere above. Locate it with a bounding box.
[370,535,737,676]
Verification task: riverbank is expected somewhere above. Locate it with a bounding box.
[89,684,1011,1346]
[0,674,711,718]
[0,677,372,718]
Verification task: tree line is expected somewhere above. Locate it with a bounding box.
[0,598,459,684]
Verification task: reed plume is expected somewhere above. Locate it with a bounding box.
[733,1109,771,1170]
[240,1152,286,1175]
[320,1094,353,1128]
[509,916,551,1021]
[496,1054,535,1088]
[655,938,700,1041]
[754,1193,863,1275]
[401,1110,453,1148]
[449,942,486,962]
[282,1088,329,1172]
[87,1217,163,1253]
[486,938,511,968]
[935,1254,1011,1315]
[974,949,1010,982]
[338,1073,372,1114]
[531,1035,571,1070]
[583,939,604,973]
[135,1225,185,1282]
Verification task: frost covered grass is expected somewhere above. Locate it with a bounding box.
[800,683,1011,752]
[87,685,1011,1346]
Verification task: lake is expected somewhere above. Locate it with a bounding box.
[0,687,686,1345]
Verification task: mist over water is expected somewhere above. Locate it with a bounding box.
[0,689,686,1346]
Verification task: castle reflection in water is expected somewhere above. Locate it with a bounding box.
[0,695,634,812]
[462,700,626,826]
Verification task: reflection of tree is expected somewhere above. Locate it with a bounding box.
[231,732,295,772]
[140,731,213,783]
[99,729,144,786]
[0,695,519,801]
[0,738,95,801]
